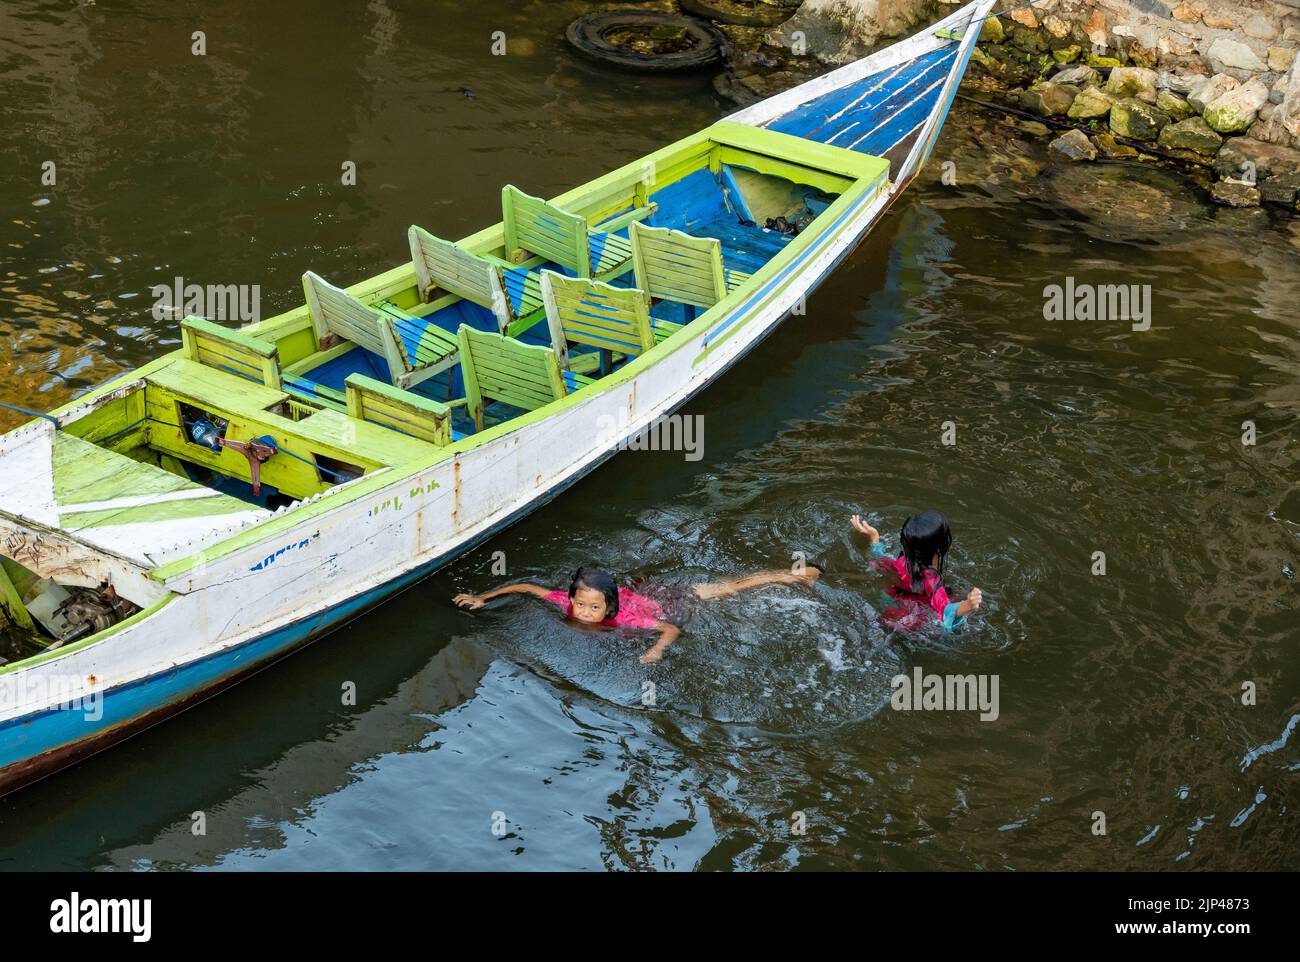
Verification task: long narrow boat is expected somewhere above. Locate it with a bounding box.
[0,0,994,795]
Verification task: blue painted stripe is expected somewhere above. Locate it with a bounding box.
[768,47,955,152]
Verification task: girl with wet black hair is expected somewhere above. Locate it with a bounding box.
[850,509,982,630]
[453,563,819,662]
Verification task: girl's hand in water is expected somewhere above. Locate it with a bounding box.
[851,514,879,541]
[452,593,486,610]
[966,588,983,611]
[639,647,664,664]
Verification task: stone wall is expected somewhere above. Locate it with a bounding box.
[955,0,1300,208]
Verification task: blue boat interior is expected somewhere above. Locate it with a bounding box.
[286,163,837,437]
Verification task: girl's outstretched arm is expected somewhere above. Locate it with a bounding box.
[955,588,983,619]
[852,514,888,557]
[639,622,681,664]
[453,583,551,610]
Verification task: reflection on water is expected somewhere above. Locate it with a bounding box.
[0,1,1297,871]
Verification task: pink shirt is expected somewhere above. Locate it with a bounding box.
[543,588,665,629]
[872,551,962,630]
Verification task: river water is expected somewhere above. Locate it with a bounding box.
[1,0,1297,871]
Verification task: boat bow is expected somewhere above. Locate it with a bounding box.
[726,0,997,183]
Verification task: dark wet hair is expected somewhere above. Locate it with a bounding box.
[899,511,953,588]
[569,567,619,617]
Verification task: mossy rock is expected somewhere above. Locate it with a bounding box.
[1155,90,1194,122]
[1010,25,1048,54]
[979,16,1005,44]
[1068,86,1116,119]
[1157,116,1224,156]
[1052,45,1082,64]
[1109,98,1171,140]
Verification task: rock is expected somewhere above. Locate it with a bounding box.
[1084,9,1108,49]
[1210,181,1261,207]
[1171,1,1201,24]
[1165,73,1204,96]
[1157,116,1224,155]
[979,16,1005,44]
[1049,128,1098,161]
[1214,137,1300,182]
[1156,89,1195,120]
[1244,15,1280,42]
[1093,132,1139,159]
[1188,73,1239,112]
[1010,25,1048,54]
[1021,81,1078,117]
[1016,119,1051,137]
[1054,64,1101,87]
[1109,98,1172,140]
[1202,13,1236,30]
[1105,66,1159,99]
[1053,46,1082,64]
[1114,26,1161,69]
[1248,116,1293,145]
[1269,47,1296,73]
[1206,37,1268,74]
[1204,79,1271,134]
[1086,54,1123,68]
[1259,172,1300,206]
[1043,14,1070,40]
[1281,60,1300,140]
[1068,85,1117,118]
[1009,8,1038,29]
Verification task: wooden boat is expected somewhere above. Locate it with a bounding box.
[0,1,994,795]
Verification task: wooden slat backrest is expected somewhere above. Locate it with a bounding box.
[345,373,451,446]
[629,221,727,309]
[502,185,589,277]
[302,271,411,383]
[457,325,566,433]
[408,225,510,328]
[540,271,654,370]
[181,315,282,389]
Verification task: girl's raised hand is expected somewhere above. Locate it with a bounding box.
[966,587,983,611]
[851,514,879,540]
[453,593,486,610]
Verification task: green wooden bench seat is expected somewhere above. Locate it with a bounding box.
[539,271,680,375]
[456,325,593,434]
[181,316,282,389]
[629,222,751,310]
[302,271,459,391]
[345,373,462,446]
[502,185,654,281]
[407,225,542,330]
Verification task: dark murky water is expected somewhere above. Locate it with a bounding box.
[1,1,1297,870]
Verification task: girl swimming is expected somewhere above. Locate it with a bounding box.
[851,510,982,631]
[453,564,820,663]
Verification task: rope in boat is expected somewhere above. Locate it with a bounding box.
[0,401,61,428]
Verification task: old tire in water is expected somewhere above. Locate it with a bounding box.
[565,11,727,73]
[679,0,796,28]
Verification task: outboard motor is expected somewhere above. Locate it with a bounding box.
[53,584,140,645]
